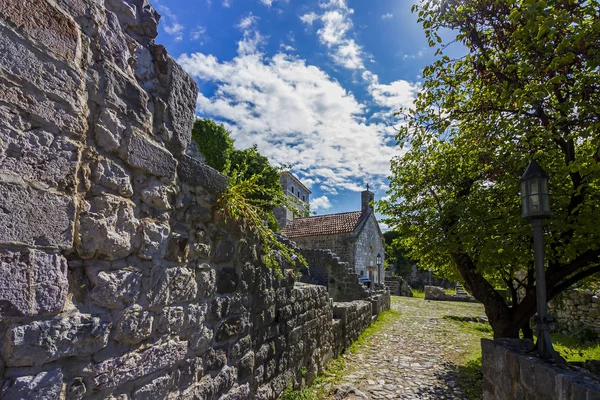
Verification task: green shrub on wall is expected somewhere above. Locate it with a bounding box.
[191,118,234,173]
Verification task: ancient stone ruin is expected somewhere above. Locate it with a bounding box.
[0,0,389,398]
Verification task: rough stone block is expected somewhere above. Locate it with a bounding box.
[0,181,75,249]
[92,158,133,197]
[77,195,139,260]
[177,155,228,195]
[0,123,79,193]
[140,181,174,210]
[157,306,184,334]
[133,374,174,400]
[0,0,79,61]
[126,135,176,180]
[148,263,197,307]
[2,314,111,367]
[0,248,68,318]
[155,58,197,154]
[139,219,170,260]
[92,340,188,390]
[0,368,63,400]
[114,306,153,344]
[88,268,142,310]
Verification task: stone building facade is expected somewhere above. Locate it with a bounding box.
[283,190,386,284]
[0,1,389,399]
[273,171,311,229]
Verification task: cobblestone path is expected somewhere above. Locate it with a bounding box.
[329,296,489,399]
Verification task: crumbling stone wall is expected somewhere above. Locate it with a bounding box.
[482,338,600,399]
[548,289,600,334]
[0,1,389,399]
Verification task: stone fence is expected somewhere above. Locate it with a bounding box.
[0,1,389,398]
[385,276,413,297]
[548,289,600,334]
[424,286,480,303]
[482,338,600,399]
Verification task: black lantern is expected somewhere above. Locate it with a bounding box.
[520,160,551,219]
[376,253,382,267]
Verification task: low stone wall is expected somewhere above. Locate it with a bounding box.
[482,338,600,399]
[424,286,479,303]
[548,289,600,334]
[385,276,413,297]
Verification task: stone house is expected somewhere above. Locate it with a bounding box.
[282,188,386,284]
[273,171,311,229]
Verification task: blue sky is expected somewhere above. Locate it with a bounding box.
[153,0,437,227]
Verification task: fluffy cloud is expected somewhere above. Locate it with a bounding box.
[157,5,183,41]
[178,48,407,193]
[310,195,332,213]
[300,0,365,70]
[381,13,393,20]
[191,26,207,43]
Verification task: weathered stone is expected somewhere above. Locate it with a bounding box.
[133,374,174,400]
[0,181,75,248]
[2,314,111,367]
[165,232,189,263]
[157,306,184,334]
[94,107,126,153]
[217,268,239,294]
[0,248,68,318]
[214,240,235,263]
[154,58,197,154]
[77,195,139,260]
[88,268,142,309]
[216,316,242,343]
[99,10,130,71]
[126,135,176,180]
[178,155,229,195]
[0,0,79,61]
[140,181,174,210]
[114,306,153,344]
[0,368,63,400]
[67,377,87,400]
[148,263,197,307]
[0,125,79,193]
[92,340,188,390]
[92,158,133,197]
[139,219,170,260]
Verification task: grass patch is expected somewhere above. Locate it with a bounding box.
[541,332,600,362]
[412,289,425,298]
[284,306,402,399]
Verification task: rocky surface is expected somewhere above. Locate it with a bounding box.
[0,1,389,398]
[548,288,600,334]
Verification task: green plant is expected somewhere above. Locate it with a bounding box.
[217,170,308,272]
[191,118,234,173]
[281,386,317,400]
[300,366,308,377]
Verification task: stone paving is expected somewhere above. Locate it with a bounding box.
[323,296,489,399]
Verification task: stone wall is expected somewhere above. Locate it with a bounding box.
[424,286,479,303]
[482,338,600,399]
[296,247,370,302]
[292,234,355,269]
[353,213,385,284]
[385,277,413,297]
[404,265,455,290]
[0,1,389,399]
[548,289,600,334]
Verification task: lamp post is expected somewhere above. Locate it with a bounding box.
[376,253,382,285]
[520,160,561,362]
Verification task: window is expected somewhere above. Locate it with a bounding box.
[302,195,305,201]
[291,186,294,194]
[297,192,300,198]
[360,271,364,276]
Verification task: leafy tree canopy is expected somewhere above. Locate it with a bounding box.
[383,231,414,277]
[379,0,600,338]
[191,118,234,173]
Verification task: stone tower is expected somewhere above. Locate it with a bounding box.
[361,187,374,214]
[274,171,311,229]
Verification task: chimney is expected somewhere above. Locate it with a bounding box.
[361,188,374,215]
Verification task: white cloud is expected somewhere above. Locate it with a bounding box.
[402,49,425,60]
[237,13,259,30]
[157,5,184,41]
[222,0,231,7]
[178,47,405,194]
[310,195,332,213]
[381,13,393,20]
[299,12,319,26]
[301,1,365,70]
[191,26,207,44]
[259,0,277,6]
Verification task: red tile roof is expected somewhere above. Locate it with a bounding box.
[282,211,364,237]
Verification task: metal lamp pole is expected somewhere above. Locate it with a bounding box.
[520,160,563,363]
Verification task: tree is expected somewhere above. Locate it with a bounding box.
[191,118,234,173]
[379,0,600,338]
[383,231,414,277]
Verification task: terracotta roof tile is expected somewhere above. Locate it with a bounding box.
[282,211,364,237]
